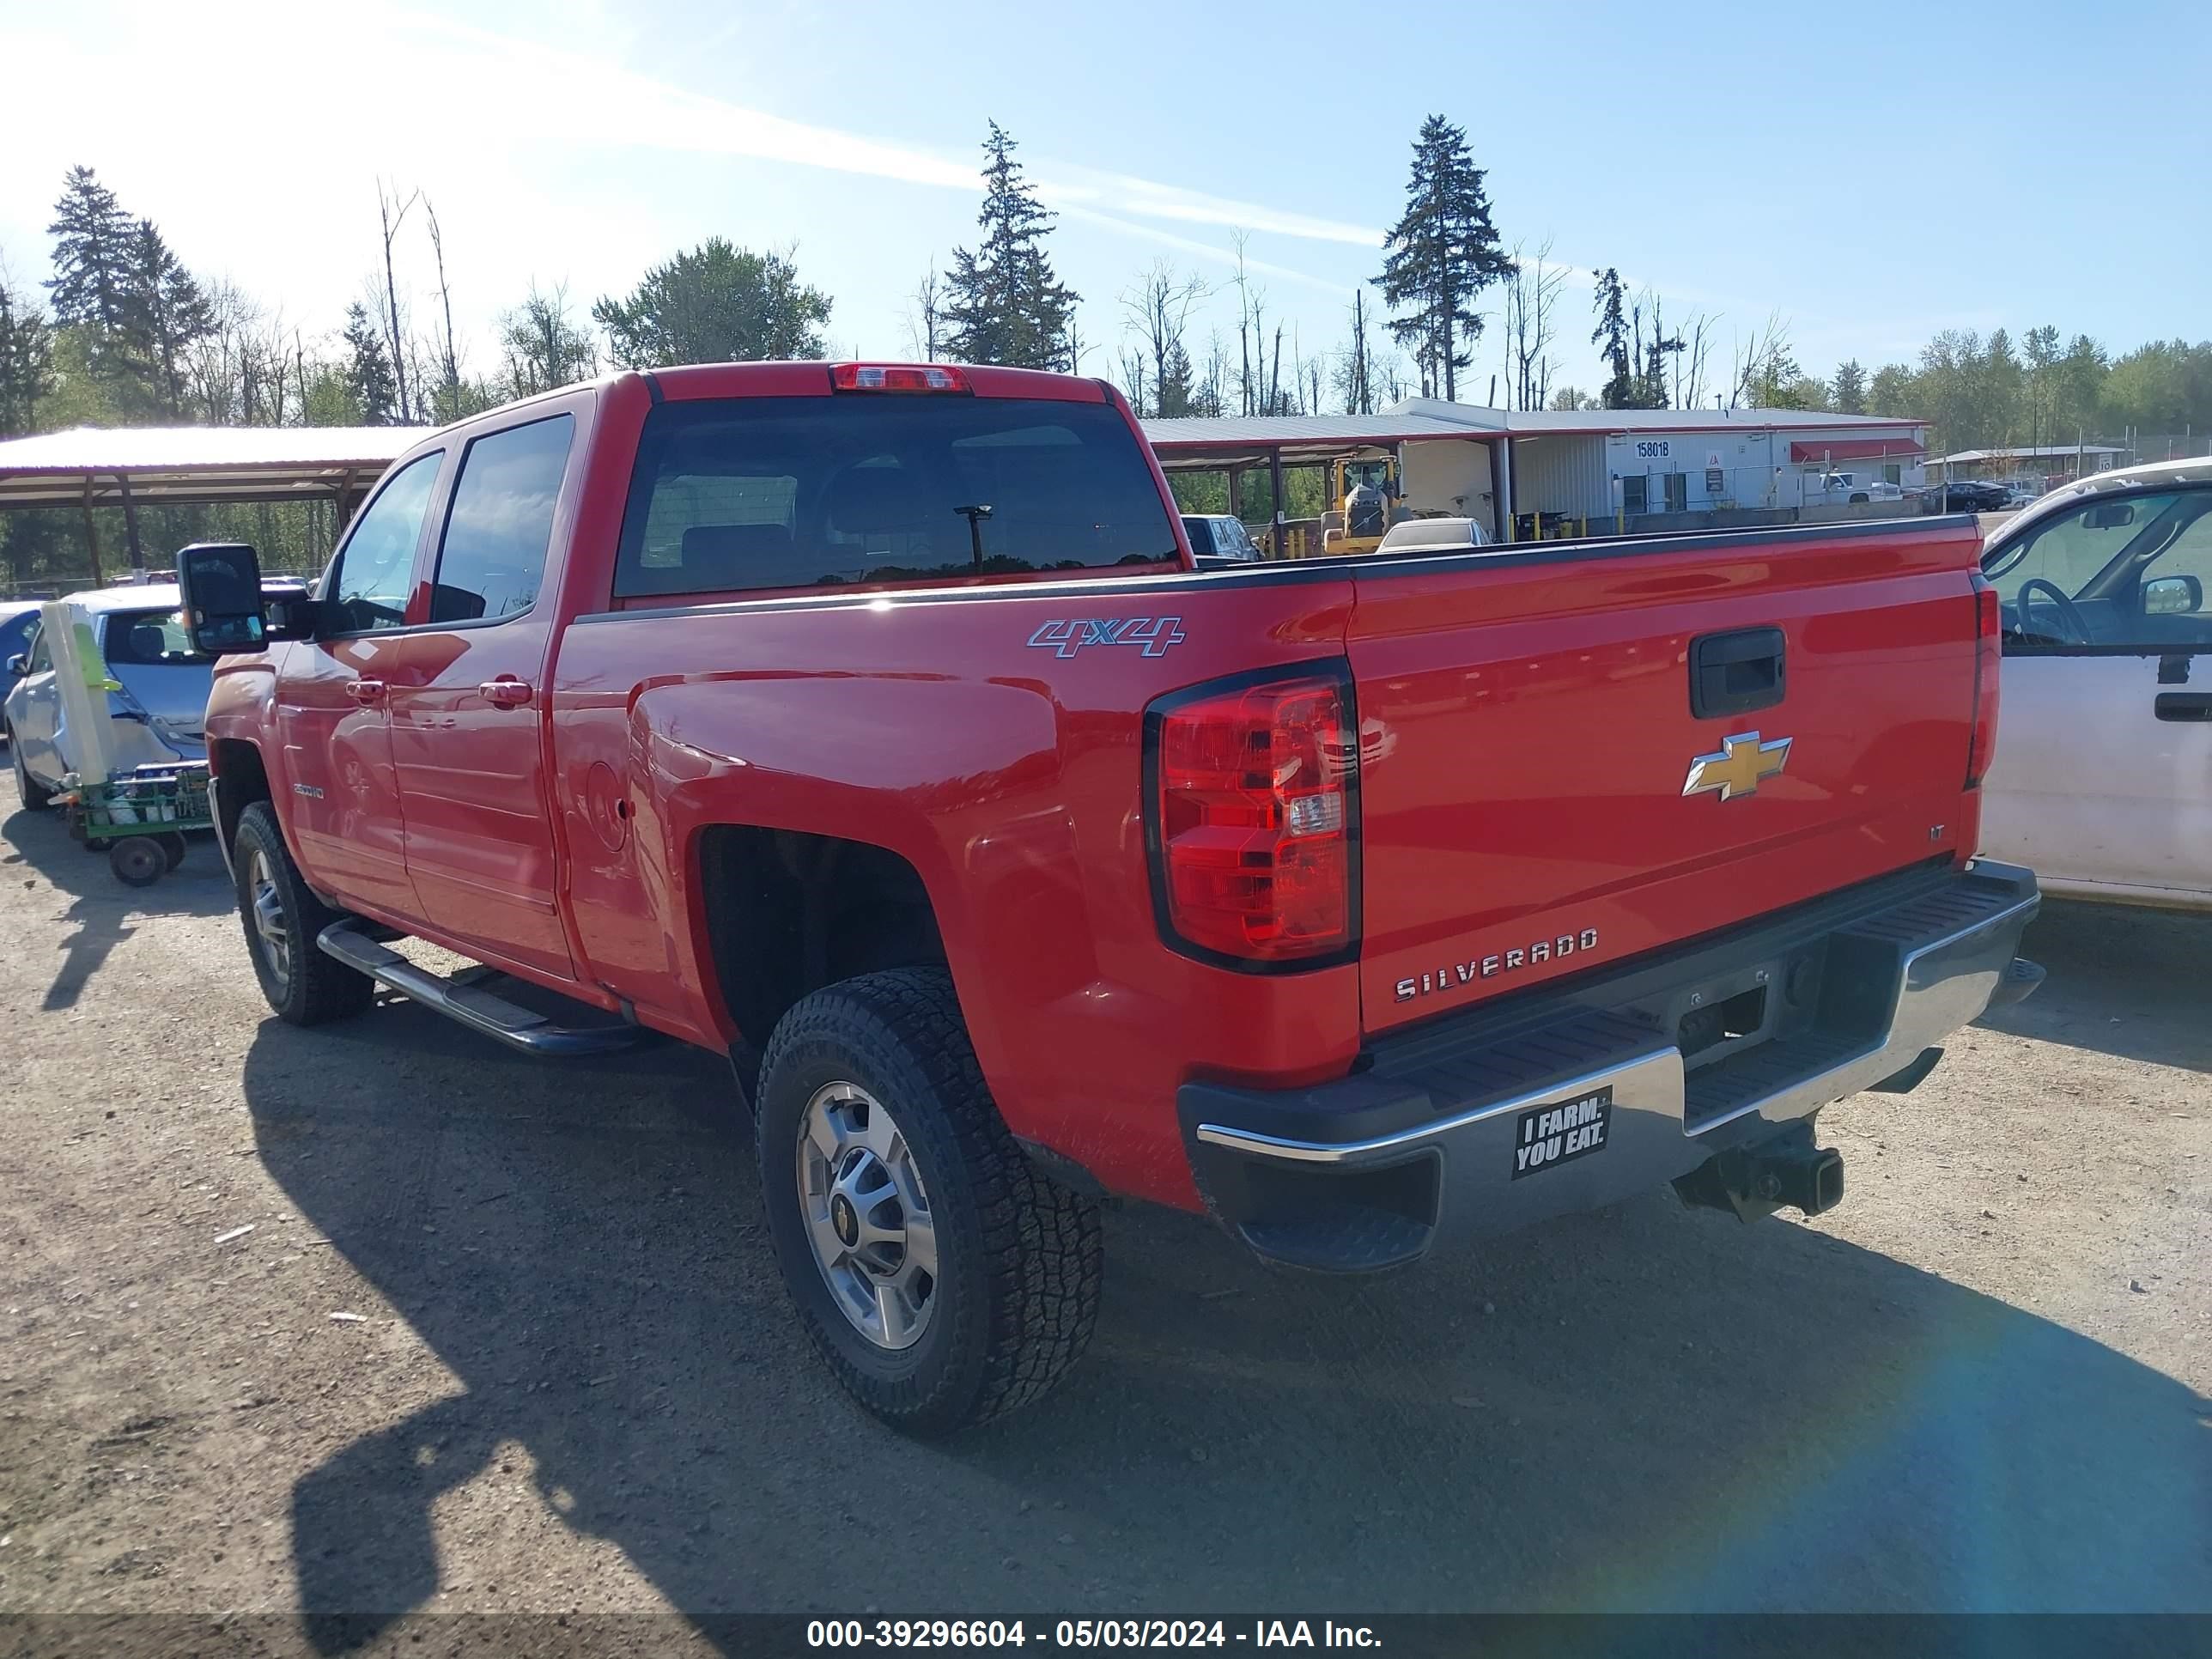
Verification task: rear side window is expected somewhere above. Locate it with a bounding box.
[615,396,1179,599]
[430,415,575,623]
[103,608,213,667]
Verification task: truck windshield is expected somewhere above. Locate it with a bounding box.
[614,395,1181,598]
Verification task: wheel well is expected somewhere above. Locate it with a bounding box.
[697,826,947,1056]
[209,738,270,854]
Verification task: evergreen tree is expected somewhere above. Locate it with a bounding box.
[1831,359,1868,415]
[46,167,137,336]
[128,218,214,416]
[0,277,54,436]
[1590,268,1632,409]
[46,165,148,393]
[341,301,398,423]
[941,122,1079,370]
[1376,115,1512,404]
[592,240,830,368]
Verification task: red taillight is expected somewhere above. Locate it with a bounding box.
[1147,671,1358,965]
[829,362,972,394]
[1966,575,2001,788]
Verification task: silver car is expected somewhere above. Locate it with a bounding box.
[4,583,216,805]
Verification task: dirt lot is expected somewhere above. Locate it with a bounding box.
[1,769,2206,1644]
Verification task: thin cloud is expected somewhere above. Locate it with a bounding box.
[386,9,1383,252]
[1051,204,1353,297]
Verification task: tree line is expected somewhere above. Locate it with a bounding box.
[3,118,2208,586]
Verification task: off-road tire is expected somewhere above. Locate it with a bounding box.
[8,726,54,809]
[233,800,374,1026]
[756,968,1103,1435]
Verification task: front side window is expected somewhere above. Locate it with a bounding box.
[615,396,1179,599]
[1984,488,2212,650]
[429,416,574,623]
[325,452,443,633]
[27,623,50,673]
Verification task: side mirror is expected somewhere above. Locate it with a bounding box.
[4,654,24,677]
[176,541,268,653]
[2143,574,2203,617]
[176,542,320,653]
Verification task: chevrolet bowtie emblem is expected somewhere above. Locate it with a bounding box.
[1683,731,1792,801]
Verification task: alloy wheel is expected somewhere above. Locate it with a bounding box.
[795,1080,938,1351]
[246,847,293,994]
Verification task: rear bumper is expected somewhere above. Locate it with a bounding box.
[1178,859,2040,1271]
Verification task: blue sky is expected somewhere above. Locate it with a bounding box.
[0,0,2203,404]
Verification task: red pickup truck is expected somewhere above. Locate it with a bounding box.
[176,361,2041,1433]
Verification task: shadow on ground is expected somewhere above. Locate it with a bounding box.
[2,782,230,1011]
[240,962,2209,1646]
[1979,899,2212,1072]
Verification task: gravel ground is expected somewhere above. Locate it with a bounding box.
[1,769,2205,1648]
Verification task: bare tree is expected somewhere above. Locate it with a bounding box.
[1116,340,1148,415]
[1231,234,1256,416]
[1679,312,1717,410]
[498,281,597,398]
[1334,287,1376,415]
[1729,311,1796,410]
[1195,330,1229,418]
[1501,238,1566,410]
[424,198,462,419]
[904,262,946,362]
[375,180,420,422]
[1121,259,1209,418]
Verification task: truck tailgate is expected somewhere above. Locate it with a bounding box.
[1347,522,1986,1036]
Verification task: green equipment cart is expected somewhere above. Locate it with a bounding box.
[58,760,214,887]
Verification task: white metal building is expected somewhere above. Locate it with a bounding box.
[1389,399,1931,529]
[1146,400,1931,541]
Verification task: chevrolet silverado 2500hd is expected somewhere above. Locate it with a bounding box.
[177,361,2042,1434]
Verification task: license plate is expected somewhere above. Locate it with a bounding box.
[1511,1087,1613,1180]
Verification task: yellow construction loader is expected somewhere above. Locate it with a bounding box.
[1320,454,1401,556]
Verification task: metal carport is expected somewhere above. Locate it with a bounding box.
[0,426,422,586]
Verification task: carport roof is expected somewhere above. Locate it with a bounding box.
[1142,412,1497,465]
[0,425,427,509]
[1142,400,1929,465]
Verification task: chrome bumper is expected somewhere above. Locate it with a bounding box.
[1180,860,2040,1271]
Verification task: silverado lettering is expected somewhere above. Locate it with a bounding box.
[181,357,2040,1436]
[1395,927,1603,1001]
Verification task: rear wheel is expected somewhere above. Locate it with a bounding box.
[232,800,374,1025]
[156,831,188,872]
[8,726,53,810]
[756,968,1102,1435]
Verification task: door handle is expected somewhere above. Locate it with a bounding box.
[478,678,535,708]
[345,679,386,706]
[2154,692,2212,722]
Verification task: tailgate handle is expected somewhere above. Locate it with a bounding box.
[2154,692,2212,722]
[1690,628,1786,720]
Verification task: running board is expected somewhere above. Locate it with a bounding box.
[316,922,641,1057]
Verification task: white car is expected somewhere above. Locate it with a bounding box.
[4,583,216,808]
[1977,454,2212,908]
[1374,515,1493,553]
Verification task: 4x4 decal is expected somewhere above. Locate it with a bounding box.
[1026,617,1187,659]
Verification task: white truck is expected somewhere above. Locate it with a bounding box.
[1977,454,2212,909]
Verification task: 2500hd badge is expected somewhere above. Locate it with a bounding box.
[1513,1087,1613,1179]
